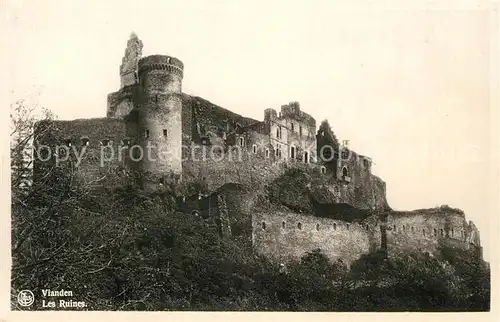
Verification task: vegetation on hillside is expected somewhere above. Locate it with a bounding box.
[10,102,490,311]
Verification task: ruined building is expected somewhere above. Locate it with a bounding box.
[34,34,483,266]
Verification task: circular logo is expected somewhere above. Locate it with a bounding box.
[17,290,34,307]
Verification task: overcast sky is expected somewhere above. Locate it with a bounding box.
[2,0,497,260]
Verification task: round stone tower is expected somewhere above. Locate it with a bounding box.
[126,55,184,186]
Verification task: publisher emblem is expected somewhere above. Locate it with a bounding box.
[17,290,34,307]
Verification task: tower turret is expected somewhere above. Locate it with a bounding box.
[126,54,184,186]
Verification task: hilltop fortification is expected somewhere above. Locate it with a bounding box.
[34,34,483,266]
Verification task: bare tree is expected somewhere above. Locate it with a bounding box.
[10,99,55,198]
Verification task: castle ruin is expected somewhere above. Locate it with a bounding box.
[34,33,483,266]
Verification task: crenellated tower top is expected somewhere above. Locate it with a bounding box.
[137,55,184,79]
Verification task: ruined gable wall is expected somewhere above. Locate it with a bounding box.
[183,95,258,144]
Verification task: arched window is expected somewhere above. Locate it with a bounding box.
[290,146,296,159]
[265,149,270,158]
[316,223,320,231]
[297,222,302,230]
[342,166,349,177]
[346,224,350,230]
[239,137,244,147]
[291,123,295,132]
[440,229,444,236]
[282,221,286,229]
[320,166,326,174]
[144,129,150,139]
[262,222,266,230]
[252,144,257,154]
[333,223,337,230]
[276,127,280,138]
[304,151,309,163]
[163,129,168,138]
[433,229,437,237]
[393,224,396,232]
[451,228,454,237]
[299,125,303,136]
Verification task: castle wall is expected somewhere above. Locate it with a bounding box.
[181,94,194,146]
[253,211,374,266]
[268,117,290,159]
[184,95,258,144]
[252,207,482,266]
[107,85,139,119]
[334,148,387,210]
[264,102,317,163]
[210,184,257,249]
[385,209,482,258]
[182,143,285,192]
[33,118,128,187]
[236,126,273,158]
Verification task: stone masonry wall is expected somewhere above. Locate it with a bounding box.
[253,211,374,267]
[385,208,482,258]
[34,118,128,187]
[252,208,482,266]
[107,85,139,119]
[264,102,317,163]
[334,148,388,210]
[127,55,185,182]
[182,143,286,192]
